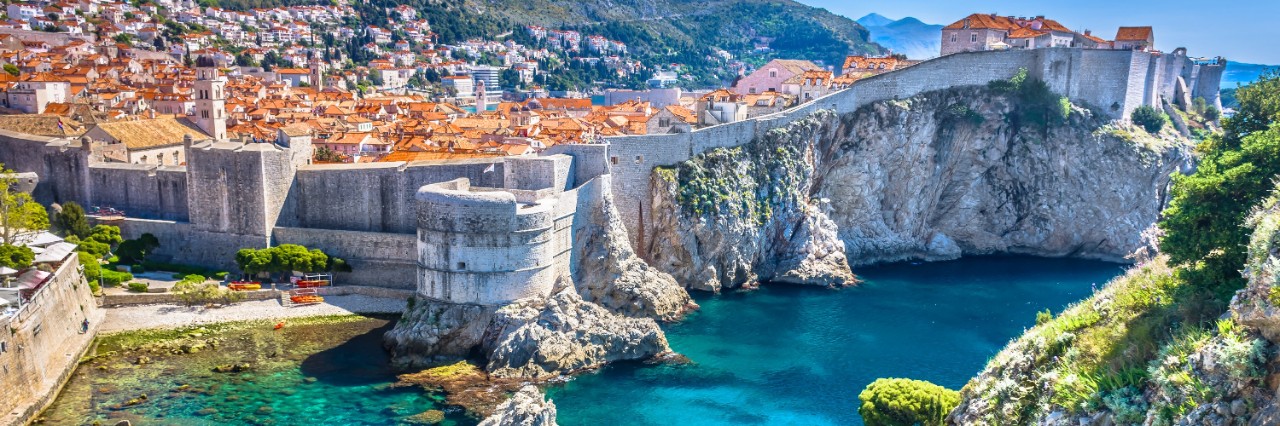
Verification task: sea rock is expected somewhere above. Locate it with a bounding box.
[477,386,558,426]
[481,284,670,379]
[646,87,1191,290]
[573,178,697,321]
[383,299,495,370]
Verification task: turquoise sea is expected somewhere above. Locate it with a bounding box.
[42,256,1122,425]
[547,256,1124,425]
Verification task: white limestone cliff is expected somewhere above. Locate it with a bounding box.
[646,86,1192,291]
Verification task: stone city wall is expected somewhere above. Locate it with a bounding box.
[272,226,418,289]
[88,163,189,221]
[280,159,506,234]
[603,48,1183,250]
[0,254,103,426]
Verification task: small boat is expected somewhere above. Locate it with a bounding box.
[290,295,324,305]
[274,321,285,330]
[228,281,262,291]
[295,280,329,288]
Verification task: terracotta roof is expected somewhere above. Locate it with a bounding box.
[944,14,1019,31]
[1007,27,1048,39]
[0,114,84,136]
[1115,26,1153,42]
[90,117,208,149]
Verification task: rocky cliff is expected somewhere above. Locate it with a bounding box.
[947,190,1280,426]
[478,386,559,426]
[646,86,1192,291]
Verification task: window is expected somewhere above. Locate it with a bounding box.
[634,155,643,164]
[457,262,466,270]
[659,118,670,127]
[768,69,777,78]
[971,33,978,43]
[610,156,619,165]
[950,33,957,43]
[749,87,756,94]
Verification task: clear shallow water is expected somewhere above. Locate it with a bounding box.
[41,318,475,426]
[546,256,1125,426]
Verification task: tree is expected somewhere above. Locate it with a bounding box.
[858,378,960,426]
[1131,105,1167,134]
[0,169,49,246]
[1160,71,1280,300]
[1205,106,1221,122]
[116,233,160,264]
[0,244,33,270]
[54,202,91,239]
[2,64,18,77]
[235,248,273,276]
[113,33,133,44]
[500,68,521,90]
[87,225,122,246]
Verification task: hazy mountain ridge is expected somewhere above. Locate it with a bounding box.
[855,13,942,60]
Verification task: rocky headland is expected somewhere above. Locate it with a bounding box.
[646,85,1191,291]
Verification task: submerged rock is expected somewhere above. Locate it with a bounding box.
[482,285,671,380]
[477,386,558,426]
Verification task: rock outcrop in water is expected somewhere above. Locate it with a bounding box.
[647,86,1192,291]
[482,285,670,380]
[478,386,559,426]
[386,181,691,373]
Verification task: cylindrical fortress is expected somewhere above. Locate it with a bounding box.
[414,178,565,306]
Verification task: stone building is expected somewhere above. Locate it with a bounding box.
[731,59,823,96]
[941,14,1076,56]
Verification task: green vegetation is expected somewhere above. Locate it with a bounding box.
[53,202,91,239]
[0,244,33,270]
[988,68,1071,131]
[173,275,244,306]
[2,63,18,77]
[116,233,159,264]
[126,282,149,293]
[1160,70,1280,300]
[865,72,1280,424]
[1131,105,1167,134]
[0,167,48,246]
[857,378,959,426]
[235,244,350,281]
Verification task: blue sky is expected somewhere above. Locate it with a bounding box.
[799,0,1280,65]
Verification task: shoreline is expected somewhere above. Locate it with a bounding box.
[100,294,408,334]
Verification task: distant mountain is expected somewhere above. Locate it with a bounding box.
[855,13,895,28]
[856,14,943,60]
[1222,62,1277,89]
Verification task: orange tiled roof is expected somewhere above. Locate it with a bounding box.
[1115,26,1153,42]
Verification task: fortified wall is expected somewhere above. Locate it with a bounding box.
[0,48,1220,289]
[604,47,1225,251]
[0,254,103,426]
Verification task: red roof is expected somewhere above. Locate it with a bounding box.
[1115,27,1153,42]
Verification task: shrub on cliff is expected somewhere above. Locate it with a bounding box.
[858,378,959,426]
[988,68,1070,131]
[1131,105,1167,134]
